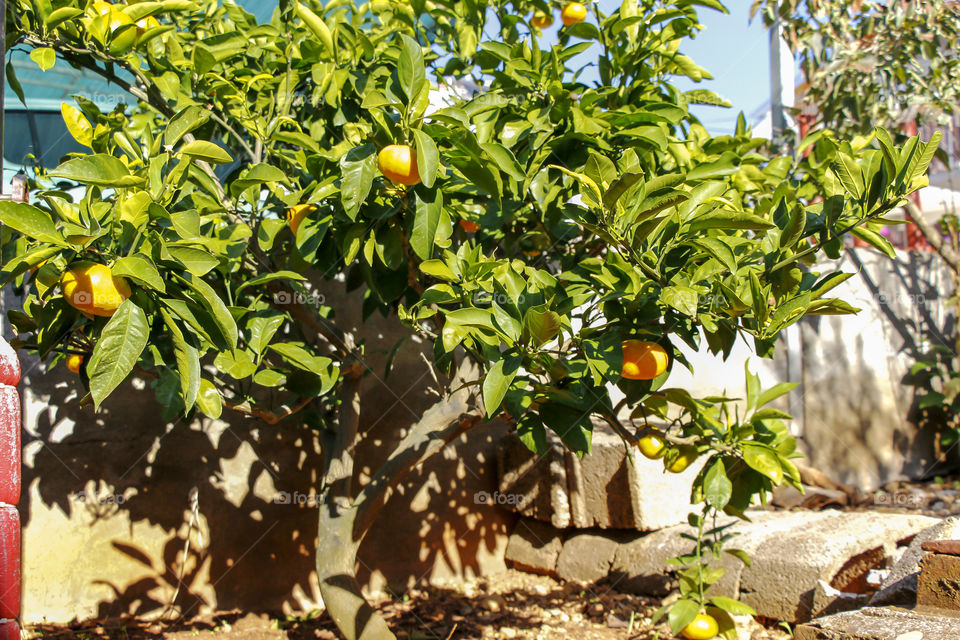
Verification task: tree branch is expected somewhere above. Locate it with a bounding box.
[905,200,960,272]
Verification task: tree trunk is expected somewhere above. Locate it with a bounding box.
[316,361,480,640]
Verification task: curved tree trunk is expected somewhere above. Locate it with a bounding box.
[317,361,480,640]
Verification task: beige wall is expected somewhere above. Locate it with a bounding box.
[11,287,513,623]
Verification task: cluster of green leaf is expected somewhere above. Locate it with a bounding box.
[751,0,960,141]
[0,0,941,633]
[647,364,802,638]
[0,0,932,487]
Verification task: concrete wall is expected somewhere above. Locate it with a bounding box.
[670,247,956,491]
[9,286,513,623]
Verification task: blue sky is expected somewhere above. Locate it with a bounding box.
[236,0,779,135]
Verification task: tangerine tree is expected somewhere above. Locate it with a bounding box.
[1,0,936,637]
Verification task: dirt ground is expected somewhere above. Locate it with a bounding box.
[25,569,793,640]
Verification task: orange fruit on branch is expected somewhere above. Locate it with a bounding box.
[378,144,421,186]
[66,354,84,374]
[286,203,316,235]
[636,432,667,459]
[61,262,131,318]
[621,339,669,380]
[531,13,554,28]
[561,2,587,26]
[665,445,698,474]
[680,612,719,639]
[459,219,480,233]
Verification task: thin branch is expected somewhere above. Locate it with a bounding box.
[222,396,313,425]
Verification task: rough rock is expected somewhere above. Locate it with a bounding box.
[608,510,935,622]
[738,511,935,622]
[497,426,702,531]
[917,553,960,611]
[504,519,565,576]
[871,516,960,606]
[795,606,960,640]
[555,533,621,584]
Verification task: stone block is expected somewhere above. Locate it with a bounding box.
[505,519,564,576]
[497,427,702,531]
[795,606,960,640]
[555,533,621,584]
[871,516,960,607]
[738,511,935,622]
[917,553,960,611]
[608,510,935,623]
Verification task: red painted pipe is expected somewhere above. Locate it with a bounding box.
[0,338,21,631]
[0,387,20,507]
[0,507,18,620]
[0,619,18,640]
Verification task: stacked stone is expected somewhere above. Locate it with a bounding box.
[0,339,21,640]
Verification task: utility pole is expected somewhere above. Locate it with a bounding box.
[768,14,796,137]
[768,14,805,434]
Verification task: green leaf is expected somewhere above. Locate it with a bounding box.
[29,48,56,71]
[483,356,520,417]
[603,172,644,212]
[61,103,93,147]
[919,392,946,409]
[0,202,69,246]
[850,226,896,259]
[340,144,377,220]
[236,271,307,293]
[196,379,222,419]
[703,458,733,509]
[50,155,144,187]
[44,7,83,29]
[179,140,233,164]
[709,596,756,616]
[295,0,334,55]
[183,273,238,349]
[87,300,149,409]
[668,599,700,635]
[539,402,592,455]
[662,285,699,317]
[398,34,426,102]
[214,349,258,379]
[412,129,439,188]
[248,315,285,355]
[6,62,25,106]
[161,310,200,413]
[523,307,562,346]
[755,382,797,408]
[724,548,751,567]
[253,370,286,388]
[835,152,864,199]
[411,185,442,260]
[165,106,211,146]
[113,254,166,292]
[420,259,458,281]
[741,442,783,483]
[168,246,219,276]
[745,360,761,410]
